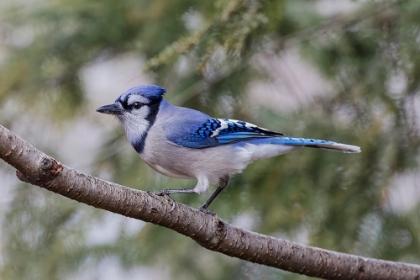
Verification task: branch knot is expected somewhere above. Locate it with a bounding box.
[40,156,63,176]
[206,219,227,249]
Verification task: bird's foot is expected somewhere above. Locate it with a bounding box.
[152,190,176,212]
[198,206,216,217]
[153,189,170,196]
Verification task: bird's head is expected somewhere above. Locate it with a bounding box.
[96,85,166,147]
[97,85,166,117]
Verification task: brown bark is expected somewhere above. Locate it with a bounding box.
[0,124,419,279]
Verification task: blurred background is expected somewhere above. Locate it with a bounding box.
[1,0,419,279]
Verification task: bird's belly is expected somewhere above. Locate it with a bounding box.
[140,138,251,182]
[147,162,193,179]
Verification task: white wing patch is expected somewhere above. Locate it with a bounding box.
[210,118,269,138]
[210,119,229,137]
[224,119,259,128]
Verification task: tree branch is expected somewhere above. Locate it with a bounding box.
[0,124,419,279]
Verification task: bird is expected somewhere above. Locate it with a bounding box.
[97,85,361,214]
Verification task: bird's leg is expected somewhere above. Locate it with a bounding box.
[154,188,197,196]
[198,175,230,215]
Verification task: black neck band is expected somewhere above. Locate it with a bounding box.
[131,101,161,153]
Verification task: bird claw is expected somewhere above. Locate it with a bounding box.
[153,190,169,196]
[153,190,176,212]
[198,206,216,217]
[168,199,176,212]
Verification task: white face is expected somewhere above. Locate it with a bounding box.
[118,94,153,145]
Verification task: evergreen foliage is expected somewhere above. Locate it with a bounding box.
[0,0,419,279]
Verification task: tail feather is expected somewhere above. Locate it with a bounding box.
[304,143,361,153]
[275,137,361,154]
[235,137,360,163]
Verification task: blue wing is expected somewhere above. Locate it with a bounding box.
[165,116,360,153]
[160,102,360,152]
[171,118,284,149]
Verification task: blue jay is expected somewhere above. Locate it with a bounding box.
[97,85,360,213]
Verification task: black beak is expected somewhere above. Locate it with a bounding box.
[96,103,123,115]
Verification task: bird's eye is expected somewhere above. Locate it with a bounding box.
[132,102,143,109]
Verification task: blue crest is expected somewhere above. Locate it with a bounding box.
[117,85,166,103]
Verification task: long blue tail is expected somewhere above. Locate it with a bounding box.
[275,137,361,153]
